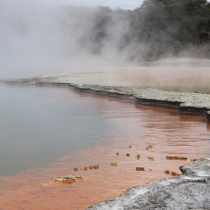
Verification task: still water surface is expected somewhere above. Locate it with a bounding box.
[0,84,112,176]
[0,84,210,209]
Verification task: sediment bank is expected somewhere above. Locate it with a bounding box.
[68,83,210,116]
[5,75,210,118]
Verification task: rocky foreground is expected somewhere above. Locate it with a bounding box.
[87,158,210,210]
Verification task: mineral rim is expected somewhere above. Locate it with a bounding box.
[4,74,210,118]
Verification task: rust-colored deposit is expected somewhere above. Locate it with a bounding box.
[1,92,210,210]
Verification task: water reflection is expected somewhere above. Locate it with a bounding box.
[0,84,113,176]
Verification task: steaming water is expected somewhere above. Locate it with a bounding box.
[0,84,113,176]
[1,83,210,209]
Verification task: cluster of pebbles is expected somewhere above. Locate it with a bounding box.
[47,143,197,186]
[37,133,196,187]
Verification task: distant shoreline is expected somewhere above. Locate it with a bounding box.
[4,75,210,121]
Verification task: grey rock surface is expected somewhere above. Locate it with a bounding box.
[87,158,210,210]
[180,158,210,177]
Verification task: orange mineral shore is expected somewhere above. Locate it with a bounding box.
[0,93,210,210]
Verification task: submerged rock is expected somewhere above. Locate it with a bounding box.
[93,165,99,169]
[136,167,145,171]
[148,156,154,161]
[39,183,48,187]
[110,162,118,166]
[166,156,188,160]
[171,171,180,176]
[164,170,170,174]
[87,158,210,210]
[52,175,83,183]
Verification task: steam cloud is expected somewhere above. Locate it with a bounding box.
[1,0,210,79]
[0,0,141,78]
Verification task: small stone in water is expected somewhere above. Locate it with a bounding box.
[164,170,170,174]
[166,156,188,160]
[171,171,180,176]
[191,159,198,162]
[52,175,83,183]
[136,167,145,171]
[110,162,118,166]
[39,183,48,187]
[93,165,99,169]
[148,156,154,161]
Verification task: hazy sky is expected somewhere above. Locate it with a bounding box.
[42,0,144,10]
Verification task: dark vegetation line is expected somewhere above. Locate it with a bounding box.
[63,0,210,61]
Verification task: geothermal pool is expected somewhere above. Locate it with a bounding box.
[0,83,210,209]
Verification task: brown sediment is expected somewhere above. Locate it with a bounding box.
[171,171,180,176]
[146,145,153,150]
[93,165,99,169]
[136,167,145,171]
[52,175,84,183]
[0,91,209,210]
[137,155,141,160]
[148,156,154,161]
[164,170,170,174]
[39,183,48,187]
[166,156,188,161]
[126,153,130,157]
[191,159,198,162]
[52,176,76,184]
[110,162,118,166]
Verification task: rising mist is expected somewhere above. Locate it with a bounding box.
[0,0,133,78]
[1,0,210,79]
